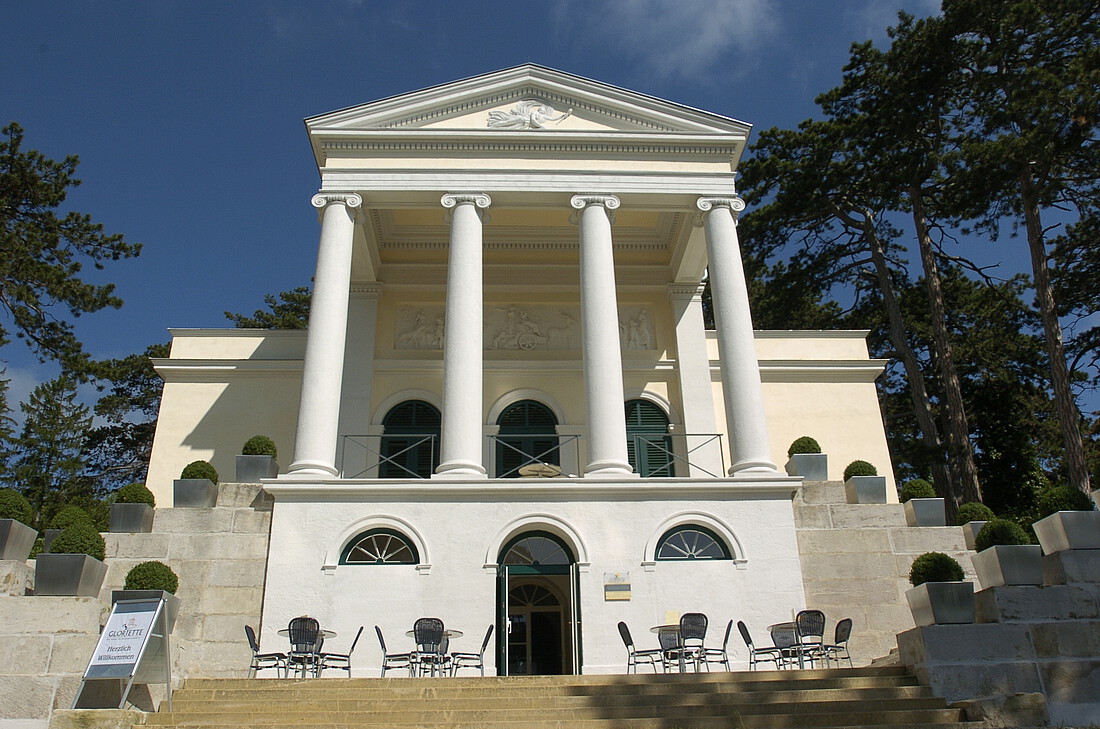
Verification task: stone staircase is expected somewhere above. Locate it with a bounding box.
[137,666,974,729]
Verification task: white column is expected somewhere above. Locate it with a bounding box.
[696,196,779,476]
[570,194,634,478]
[435,193,491,478]
[289,192,362,477]
[667,283,723,477]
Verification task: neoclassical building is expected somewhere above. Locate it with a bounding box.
[146,65,895,675]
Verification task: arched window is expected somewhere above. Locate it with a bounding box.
[655,525,731,561]
[501,532,575,566]
[496,400,559,478]
[625,399,673,477]
[380,400,440,478]
[340,528,420,564]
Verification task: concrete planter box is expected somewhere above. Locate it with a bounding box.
[1033,511,1100,553]
[844,475,887,504]
[784,453,828,480]
[173,479,218,508]
[962,521,988,551]
[904,498,946,527]
[0,519,37,561]
[109,503,154,533]
[972,544,1043,588]
[34,553,108,596]
[112,590,181,632]
[905,582,975,626]
[235,455,278,482]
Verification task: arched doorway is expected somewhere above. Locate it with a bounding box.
[380,400,440,478]
[495,400,560,478]
[497,531,579,675]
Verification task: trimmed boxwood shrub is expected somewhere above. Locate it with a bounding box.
[787,436,821,458]
[908,552,964,586]
[844,460,878,480]
[83,501,111,532]
[124,561,179,593]
[957,502,996,525]
[50,521,106,561]
[900,479,936,502]
[116,483,156,508]
[181,460,219,485]
[48,506,93,531]
[0,488,33,524]
[1036,486,1093,517]
[975,518,1031,552]
[242,435,277,458]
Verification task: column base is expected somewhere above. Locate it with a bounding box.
[433,461,488,479]
[729,459,782,478]
[584,460,638,479]
[286,460,339,478]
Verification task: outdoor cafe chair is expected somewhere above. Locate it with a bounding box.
[375,625,414,677]
[821,617,853,667]
[617,622,663,674]
[737,621,785,671]
[286,616,323,678]
[318,625,364,677]
[658,628,688,672]
[412,617,448,676]
[769,623,805,669]
[451,624,494,676]
[245,625,286,678]
[699,619,733,671]
[795,609,827,667]
[679,612,708,670]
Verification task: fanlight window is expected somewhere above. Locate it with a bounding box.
[655,525,731,561]
[341,529,419,565]
[502,533,574,566]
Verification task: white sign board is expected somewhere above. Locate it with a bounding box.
[87,600,159,677]
[74,596,171,709]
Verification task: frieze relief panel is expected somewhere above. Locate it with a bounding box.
[394,305,655,352]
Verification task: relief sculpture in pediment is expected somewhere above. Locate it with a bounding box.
[487,100,573,129]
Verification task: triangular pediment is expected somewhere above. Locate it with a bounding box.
[306,64,751,136]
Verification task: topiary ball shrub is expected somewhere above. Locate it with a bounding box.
[83,501,111,532]
[1036,486,1093,518]
[975,518,1031,552]
[124,561,179,593]
[957,502,996,525]
[241,435,277,458]
[900,479,936,502]
[0,488,33,524]
[909,552,964,586]
[180,460,219,485]
[116,483,156,508]
[844,460,878,480]
[48,505,93,531]
[50,521,106,562]
[787,436,821,459]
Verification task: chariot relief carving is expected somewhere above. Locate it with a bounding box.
[395,308,445,350]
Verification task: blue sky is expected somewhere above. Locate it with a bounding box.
[2,0,1013,411]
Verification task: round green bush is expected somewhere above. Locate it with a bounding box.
[787,436,821,458]
[49,521,106,561]
[48,505,93,531]
[844,460,878,480]
[116,483,156,508]
[908,552,964,586]
[956,502,996,525]
[82,501,111,532]
[241,435,277,458]
[975,518,1031,552]
[1036,486,1093,517]
[899,479,936,502]
[124,561,179,593]
[0,488,33,524]
[180,460,219,484]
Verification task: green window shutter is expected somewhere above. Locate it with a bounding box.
[625,399,673,477]
[380,400,441,478]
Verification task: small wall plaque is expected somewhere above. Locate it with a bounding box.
[604,572,631,601]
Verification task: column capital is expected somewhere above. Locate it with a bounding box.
[695,196,745,227]
[441,193,492,209]
[570,194,620,211]
[311,192,363,210]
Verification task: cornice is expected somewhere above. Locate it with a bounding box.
[318,134,741,157]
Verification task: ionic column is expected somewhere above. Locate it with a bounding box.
[289,192,362,477]
[667,283,723,476]
[435,193,491,478]
[696,196,779,476]
[570,194,634,478]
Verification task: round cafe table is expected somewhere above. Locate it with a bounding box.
[406,629,463,639]
[277,628,337,639]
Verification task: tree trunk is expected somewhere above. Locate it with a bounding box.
[1020,174,1092,495]
[910,186,983,513]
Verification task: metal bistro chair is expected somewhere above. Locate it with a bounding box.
[375,625,414,677]
[737,621,785,671]
[412,617,448,676]
[678,612,708,671]
[318,625,364,677]
[769,623,804,669]
[245,625,286,678]
[658,628,687,673]
[286,616,323,678]
[795,609,827,668]
[821,617,854,667]
[617,622,663,674]
[699,619,733,671]
[451,624,494,676]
